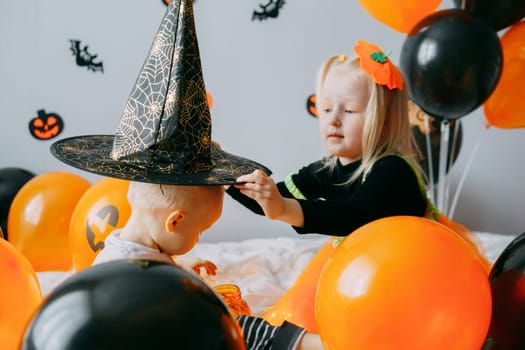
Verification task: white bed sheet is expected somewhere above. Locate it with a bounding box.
[37,232,517,316]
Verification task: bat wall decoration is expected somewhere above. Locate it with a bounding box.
[69,39,104,73]
[252,0,286,21]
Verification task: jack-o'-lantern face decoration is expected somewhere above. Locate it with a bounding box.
[69,177,131,271]
[29,109,64,140]
[86,205,120,253]
[306,94,318,117]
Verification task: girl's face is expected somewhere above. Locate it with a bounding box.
[318,66,370,165]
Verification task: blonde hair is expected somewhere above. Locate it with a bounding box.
[315,54,422,184]
[127,182,223,214]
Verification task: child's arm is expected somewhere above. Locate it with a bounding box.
[237,315,324,350]
[297,333,324,350]
[235,170,304,227]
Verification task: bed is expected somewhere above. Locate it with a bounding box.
[37,231,517,316]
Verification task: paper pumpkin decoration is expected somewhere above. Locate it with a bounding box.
[306,94,317,117]
[8,171,91,271]
[21,260,245,350]
[316,216,492,350]
[484,20,525,129]
[0,238,42,350]
[28,109,64,140]
[69,177,131,271]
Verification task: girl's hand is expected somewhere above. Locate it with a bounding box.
[235,170,285,220]
[235,170,304,226]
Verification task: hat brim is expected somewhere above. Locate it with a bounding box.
[50,135,271,185]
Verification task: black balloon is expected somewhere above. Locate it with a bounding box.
[453,0,525,32]
[400,9,502,120]
[0,167,35,240]
[21,260,246,350]
[486,232,525,349]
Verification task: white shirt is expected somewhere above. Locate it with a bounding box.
[92,229,174,266]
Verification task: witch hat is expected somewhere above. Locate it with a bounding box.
[51,0,270,185]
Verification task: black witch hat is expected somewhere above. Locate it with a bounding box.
[51,0,270,185]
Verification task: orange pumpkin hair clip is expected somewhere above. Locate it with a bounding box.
[353,40,404,90]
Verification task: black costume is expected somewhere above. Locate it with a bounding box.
[238,315,306,350]
[227,155,427,236]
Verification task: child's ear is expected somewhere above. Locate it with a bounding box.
[165,210,185,232]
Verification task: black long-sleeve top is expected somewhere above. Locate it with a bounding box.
[227,155,427,236]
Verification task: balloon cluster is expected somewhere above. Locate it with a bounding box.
[359,1,525,216]
[1,169,133,272]
[395,2,524,213]
[358,0,525,127]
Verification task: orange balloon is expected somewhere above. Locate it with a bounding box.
[484,21,525,129]
[261,237,336,332]
[0,238,42,349]
[69,177,131,271]
[8,171,91,271]
[437,214,492,273]
[316,216,491,350]
[358,0,442,33]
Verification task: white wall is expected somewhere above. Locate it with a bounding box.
[1,0,524,242]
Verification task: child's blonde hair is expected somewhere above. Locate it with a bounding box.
[127,182,223,214]
[315,54,422,184]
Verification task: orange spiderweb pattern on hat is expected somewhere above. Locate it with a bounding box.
[354,40,404,90]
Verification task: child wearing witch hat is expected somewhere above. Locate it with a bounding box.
[51,0,322,349]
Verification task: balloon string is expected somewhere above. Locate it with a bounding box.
[448,121,461,174]
[423,114,435,203]
[444,121,461,215]
[448,124,487,219]
[437,121,450,213]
